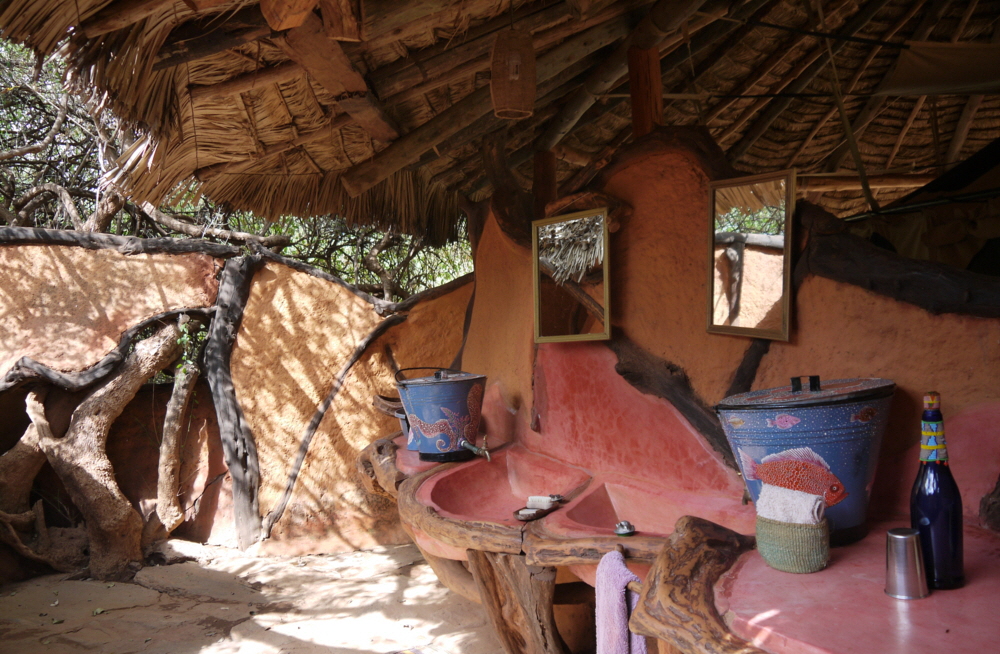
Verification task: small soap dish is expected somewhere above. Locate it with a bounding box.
[514,495,567,522]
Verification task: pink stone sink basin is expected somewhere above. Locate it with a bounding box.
[416,444,592,527]
[545,475,756,539]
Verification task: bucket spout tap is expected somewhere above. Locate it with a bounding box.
[460,436,490,462]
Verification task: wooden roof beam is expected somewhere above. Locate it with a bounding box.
[726,0,895,165]
[944,20,1000,167]
[189,62,304,103]
[703,0,854,124]
[535,0,711,151]
[797,174,937,192]
[195,113,354,181]
[260,0,319,31]
[822,0,946,172]
[81,0,174,38]
[371,0,644,103]
[784,1,924,168]
[275,12,399,142]
[154,6,277,71]
[340,16,633,198]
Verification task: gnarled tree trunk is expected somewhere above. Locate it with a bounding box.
[24,321,182,580]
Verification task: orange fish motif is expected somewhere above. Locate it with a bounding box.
[739,447,848,507]
[850,407,877,423]
[727,416,746,428]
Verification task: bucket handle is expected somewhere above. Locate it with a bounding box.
[791,376,822,392]
[395,367,463,383]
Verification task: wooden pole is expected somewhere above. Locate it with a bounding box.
[796,174,936,192]
[627,46,662,138]
[533,150,558,219]
[340,17,632,198]
[260,0,319,31]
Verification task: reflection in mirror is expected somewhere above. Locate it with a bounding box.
[708,171,794,341]
[533,207,610,343]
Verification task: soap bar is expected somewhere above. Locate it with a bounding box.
[526,496,555,510]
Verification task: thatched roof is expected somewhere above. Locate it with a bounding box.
[2,0,998,242]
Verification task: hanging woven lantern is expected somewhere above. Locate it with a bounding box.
[491,29,536,119]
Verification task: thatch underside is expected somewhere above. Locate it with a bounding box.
[1,0,999,239]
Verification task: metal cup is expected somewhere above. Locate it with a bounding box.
[885,528,929,599]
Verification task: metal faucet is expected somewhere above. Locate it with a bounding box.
[461,434,490,462]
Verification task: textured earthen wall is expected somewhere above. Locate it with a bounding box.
[106,382,233,544]
[461,132,1000,523]
[0,245,220,375]
[231,262,472,553]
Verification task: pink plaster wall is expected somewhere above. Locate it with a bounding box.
[461,129,1000,522]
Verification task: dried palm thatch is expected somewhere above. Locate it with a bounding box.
[538,212,603,284]
[1,0,999,238]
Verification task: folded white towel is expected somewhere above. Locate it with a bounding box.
[756,484,825,524]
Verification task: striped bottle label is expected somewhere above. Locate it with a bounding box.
[920,420,948,462]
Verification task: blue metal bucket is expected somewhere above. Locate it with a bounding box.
[717,377,895,545]
[395,368,487,462]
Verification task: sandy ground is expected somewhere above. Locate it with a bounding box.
[0,541,501,654]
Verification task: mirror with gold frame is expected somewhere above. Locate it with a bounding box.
[533,207,610,343]
[707,170,794,341]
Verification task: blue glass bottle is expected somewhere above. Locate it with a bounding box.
[910,391,964,589]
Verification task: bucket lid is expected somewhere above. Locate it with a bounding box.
[718,377,895,410]
[395,367,486,387]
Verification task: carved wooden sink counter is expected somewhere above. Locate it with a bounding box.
[398,443,593,559]
[525,473,755,575]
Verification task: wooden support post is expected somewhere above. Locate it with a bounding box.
[627,46,662,138]
[260,0,319,31]
[466,550,570,654]
[629,516,760,653]
[276,12,399,142]
[533,150,558,220]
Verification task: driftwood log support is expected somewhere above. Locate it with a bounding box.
[466,550,570,654]
[630,516,763,654]
[205,256,265,550]
[262,313,407,537]
[0,225,241,258]
[19,323,183,580]
[357,435,406,499]
[144,318,205,547]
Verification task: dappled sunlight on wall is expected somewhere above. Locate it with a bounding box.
[232,262,402,552]
[0,245,219,374]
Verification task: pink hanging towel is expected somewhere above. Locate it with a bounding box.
[595,549,646,654]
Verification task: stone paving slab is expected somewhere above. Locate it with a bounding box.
[0,543,500,654]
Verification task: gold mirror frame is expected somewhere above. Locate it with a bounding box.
[707,170,795,341]
[533,207,611,343]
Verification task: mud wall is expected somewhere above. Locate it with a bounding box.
[230,262,473,554]
[0,246,219,375]
[462,129,1000,524]
[0,242,473,567]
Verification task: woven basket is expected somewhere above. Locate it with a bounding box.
[756,516,830,574]
[491,29,536,119]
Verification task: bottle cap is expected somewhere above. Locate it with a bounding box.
[923,392,941,410]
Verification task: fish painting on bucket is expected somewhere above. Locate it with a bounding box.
[850,406,877,423]
[765,413,801,429]
[739,446,848,507]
